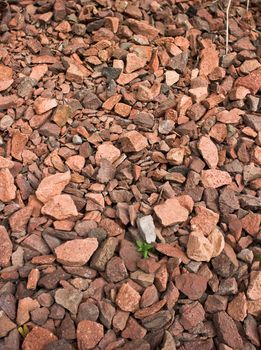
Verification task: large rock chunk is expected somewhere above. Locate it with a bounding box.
[137,215,156,243]
[247,271,261,300]
[199,39,219,77]
[116,283,141,312]
[90,237,118,271]
[0,311,16,337]
[0,225,12,267]
[36,171,71,203]
[213,311,243,349]
[22,326,58,350]
[55,288,83,314]
[95,143,120,165]
[198,136,218,168]
[34,97,58,114]
[174,273,207,300]
[187,231,213,262]
[127,19,159,40]
[119,130,148,153]
[41,194,78,220]
[235,68,261,94]
[201,169,232,188]
[0,168,16,202]
[191,205,219,235]
[154,197,189,227]
[77,320,104,350]
[187,227,225,262]
[55,238,98,266]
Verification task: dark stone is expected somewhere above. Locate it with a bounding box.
[102,67,122,81]
[0,293,16,320]
[38,267,70,290]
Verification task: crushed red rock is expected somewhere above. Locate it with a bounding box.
[0,0,260,349]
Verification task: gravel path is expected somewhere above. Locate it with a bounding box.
[0,0,260,349]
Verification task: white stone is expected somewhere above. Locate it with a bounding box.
[137,215,156,243]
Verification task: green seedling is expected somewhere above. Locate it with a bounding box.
[136,240,154,259]
[256,254,261,261]
[18,324,29,338]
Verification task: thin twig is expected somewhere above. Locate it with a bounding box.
[246,0,250,11]
[226,0,233,54]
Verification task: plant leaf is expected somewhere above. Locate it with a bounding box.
[23,325,29,337]
[136,240,143,248]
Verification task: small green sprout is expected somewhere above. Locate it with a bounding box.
[136,240,154,259]
[18,324,29,338]
[256,254,261,261]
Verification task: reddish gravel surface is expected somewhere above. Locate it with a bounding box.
[0,0,260,349]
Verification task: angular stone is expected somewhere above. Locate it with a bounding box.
[90,237,118,271]
[122,316,147,340]
[0,225,12,267]
[106,256,128,282]
[212,244,239,278]
[77,320,104,350]
[187,230,213,262]
[235,68,261,94]
[208,226,225,257]
[174,273,207,300]
[77,300,99,323]
[154,197,189,227]
[66,63,91,84]
[165,70,179,86]
[97,159,116,183]
[99,299,115,328]
[191,205,219,235]
[247,271,261,300]
[95,143,120,165]
[114,102,132,117]
[116,283,141,312]
[34,97,58,114]
[141,310,172,330]
[66,155,85,172]
[126,53,146,73]
[213,311,243,349]
[55,288,83,314]
[55,238,98,266]
[0,94,18,110]
[22,326,58,350]
[227,292,247,321]
[17,297,40,325]
[53,105,72,127]
[11,131,28,161]
[82,92,102,110]
[0,156,14,169]
[137,215,156,243]
[36,171,71,203]
[0,293,16,320]
[155,243,189,264]
[43,339,74,350]
[199,40,219,76]
[9,206,32,232]
[198,136,218,168]
[30,64,48,81]
[0,168,16,202]
[119,130,148,153]
[204,295,228,313]
[201,170,232,188]
[241,212,261,236]
[0,311,16,337]
[42,194,78,220]
[179,301,205,330]
[127,19,159,40]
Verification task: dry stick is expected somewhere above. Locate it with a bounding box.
[226,0,233,54]
[246,0,250,11]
